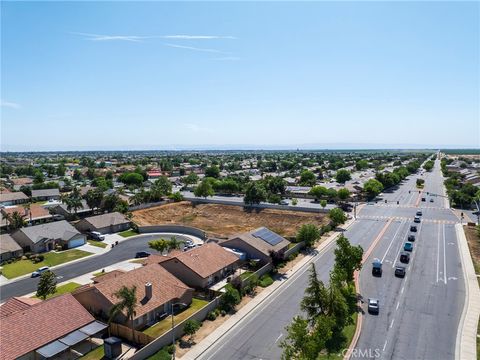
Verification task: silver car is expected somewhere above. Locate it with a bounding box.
[368,298,379,314]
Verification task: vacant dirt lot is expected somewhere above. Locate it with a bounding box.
[133,201,326,238]
[464,225,480,275]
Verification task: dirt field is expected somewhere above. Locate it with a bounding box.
[133,201,326,238]
[464,225,480,276]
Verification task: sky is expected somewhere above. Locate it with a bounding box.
[1,1,479,151]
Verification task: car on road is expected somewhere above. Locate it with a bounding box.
[372,258,382,276]
[280,199,289,205]
[416,210,422,216]
[410,225,417,232]
[404,242,413,252]
[400,252,411,263]
[368,298,379,314]
[87,231,105,241]
[414,216,421,223]
[421,197,426,202]
[408,234,415,242]
[395,265,406,278]
[135,251,151,258]
[31,266,50,278]
[430,198,434,203]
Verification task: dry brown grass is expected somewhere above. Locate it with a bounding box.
[133,201,326,238]
[464,225,480,275]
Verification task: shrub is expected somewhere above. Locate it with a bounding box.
[291,198,298,206]
[288,252,299,261]
[25,252,32,259]
[21,255,28,260]
[259,274,274,287]
[220,285,241,312]
[36,254,45,262]
[207,311,217,321]
[220,310,226,317]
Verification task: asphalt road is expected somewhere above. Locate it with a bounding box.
[354,159,464,360]
[0,234,188,301]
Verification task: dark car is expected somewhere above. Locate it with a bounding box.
[421,197,426,202]
[395,266,406,278]
[400,252,410,264]
[410,225,417,232]
[135,251,151,258]
[416,210,423,216]
[414,216,421,223]
[408,235,415,242]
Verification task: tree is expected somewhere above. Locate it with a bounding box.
[33,171,44,184]
[109,286,138,339]
[337,188,350,201]
[149,239,169,254]
[205,166,220,178]
[119,172,144,186]
[244,182,267,206]
[103,194,121,212]
[169,192,184,202]
[299,170,316,186]
[5,211,27,231]
[113,199,130,214]
[309,186,328,201]
[296,224,321,247]
[183,172,199,185]
[328,208,347,227]
[73,169,83,181]
[194,179,214,198]
[64,187,83,217]
[151,176,172,198]
[266,176,286,195]
[355,160,369,171]
[183,319,201,344]
[320,199,327,209]
[423,160,434,172]
[36,271,57,300]
[335,169,351,184]
[363,179,384,200]
[167,236,184,251]
[220,285,241,312]
[19,185,32,197]
[85,188,104,213]
[333,235,363,282]
[300,264,328,322]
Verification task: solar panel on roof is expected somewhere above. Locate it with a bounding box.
[252,228,284,246]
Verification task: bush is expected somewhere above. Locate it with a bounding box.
[220,310,226,317]
[288,252,299,261]
[36,254,45,262]
[207,311,217,321]
[291,198,298,206]
[25,252,32,259]
[220,285,241,312]
[259,274,274,287]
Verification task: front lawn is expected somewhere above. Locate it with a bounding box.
[119,229,139,238]
[1,249,92,279]
[143,298,209,338]
[33,282,81,299]
[80,345,104,360]
[239,271,253,280]
[87,240,107,248]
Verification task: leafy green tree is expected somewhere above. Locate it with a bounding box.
[64,187,83,217]
[56,163,66,177]
[36,271,57,300]
[167,236,184,250]
[423,160,434,172]
[205,166,220,178]
[337,188,350,201]
[183,319,201,343]
[119,172,144,186]
[355,160,369,171]
[109,286,138,339]
[363,179,384,200]
[335,169,351,184]
[266,176,286,195]
[299,170,316,186]
[73,169,83,181]
[19,185,32,197]
[169,192,184,202]
[103,194,121,212]
[220,285,241,312]
[33,171,44,184]
[5,211,26,230]
[309,186,328,201]
[296,224,321,247]
[149,239,169,254]
[333,235,363,282]
[328,208,347,227]
[151,176,172,198]
[194,179,214,198]
[300,264,328,322]
[85,188,104,212]
[113,199,130,214]
[244,182,267,206]
[183,172,199,185]
[320,199,327,209]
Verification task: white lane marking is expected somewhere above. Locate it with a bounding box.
[400,285,405,294]
[381,219,404,263]
[443,223,447,284]
[389,318,395,329]
[436,224,440,283]
[396,301,400,310]
[275,333,283,343]
[383,340,388,352]
[392,222,410,268]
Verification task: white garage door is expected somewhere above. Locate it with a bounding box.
[68,237,85,249]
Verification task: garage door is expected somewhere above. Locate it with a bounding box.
[68,237,85,249]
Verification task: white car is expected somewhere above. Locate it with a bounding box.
[280,200,289,205]
[31,266,50,278]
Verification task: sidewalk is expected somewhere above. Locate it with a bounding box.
[180,217,356,360]
[455,224,480,360]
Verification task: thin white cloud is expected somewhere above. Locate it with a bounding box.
[163,35,236,40]
[72,32,236,42]
[1,100,20,109]
[164,43,228,54]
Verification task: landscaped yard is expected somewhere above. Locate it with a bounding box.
[87,240,107,248]
[33,282,81,299]
[80,345,104,360]
[0,249,92,279]
[143,298,209,338]
[239,271,253,280]
[119,229,139,238]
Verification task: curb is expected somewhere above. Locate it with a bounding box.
[455,224,480,360]
[181,220,356,359]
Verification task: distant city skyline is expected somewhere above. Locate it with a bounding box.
[1,1,479,151]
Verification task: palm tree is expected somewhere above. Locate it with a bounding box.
[64,186,83,217]
[109,285,138,340]
[168,236,184,251]
[5,211,27,231]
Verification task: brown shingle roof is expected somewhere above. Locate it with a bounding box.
[1,204,51,220]
[82,212,130,229]
[224,227,291,256]
[164,243,240,279]
[93,264,192,319]
[0,192,28,203]
[0,297,41,318]
[0,294,94,360]
[93,269,126,283]
[0,234,22,254]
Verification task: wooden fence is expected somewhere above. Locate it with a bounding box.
[109,322,155,346]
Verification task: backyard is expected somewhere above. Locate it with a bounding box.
[143,298,209,338]
[33,282,82,299]
[133,202,326,238]
[0,249,92,278]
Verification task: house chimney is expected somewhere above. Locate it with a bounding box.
[145,282,152,300]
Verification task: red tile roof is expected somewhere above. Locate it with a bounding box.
[0,297,41,318]
[0,294,94,360]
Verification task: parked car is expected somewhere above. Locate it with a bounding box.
[400,252,411,264]
[404,242,413,252]
[368,298,379,314]
[421,197,426,202]
[31,266,50,278]
[135,251,151,258]
[410,225,417,232]
[414,216,421,223]
[280,199,289,205]
[87,231,105,241]
[395,266,406,278]
[416,210,422,216]
[430,198,434,203]
[408,235,415,242]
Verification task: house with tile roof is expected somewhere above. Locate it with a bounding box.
[0,234,23,261]
[156,243,241,289]
[72,263,193,330]
[31,188,61,201]
[74,211,131,234]
[11,220,86,253]
[0,191,28,206]
[0,294,106,360]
